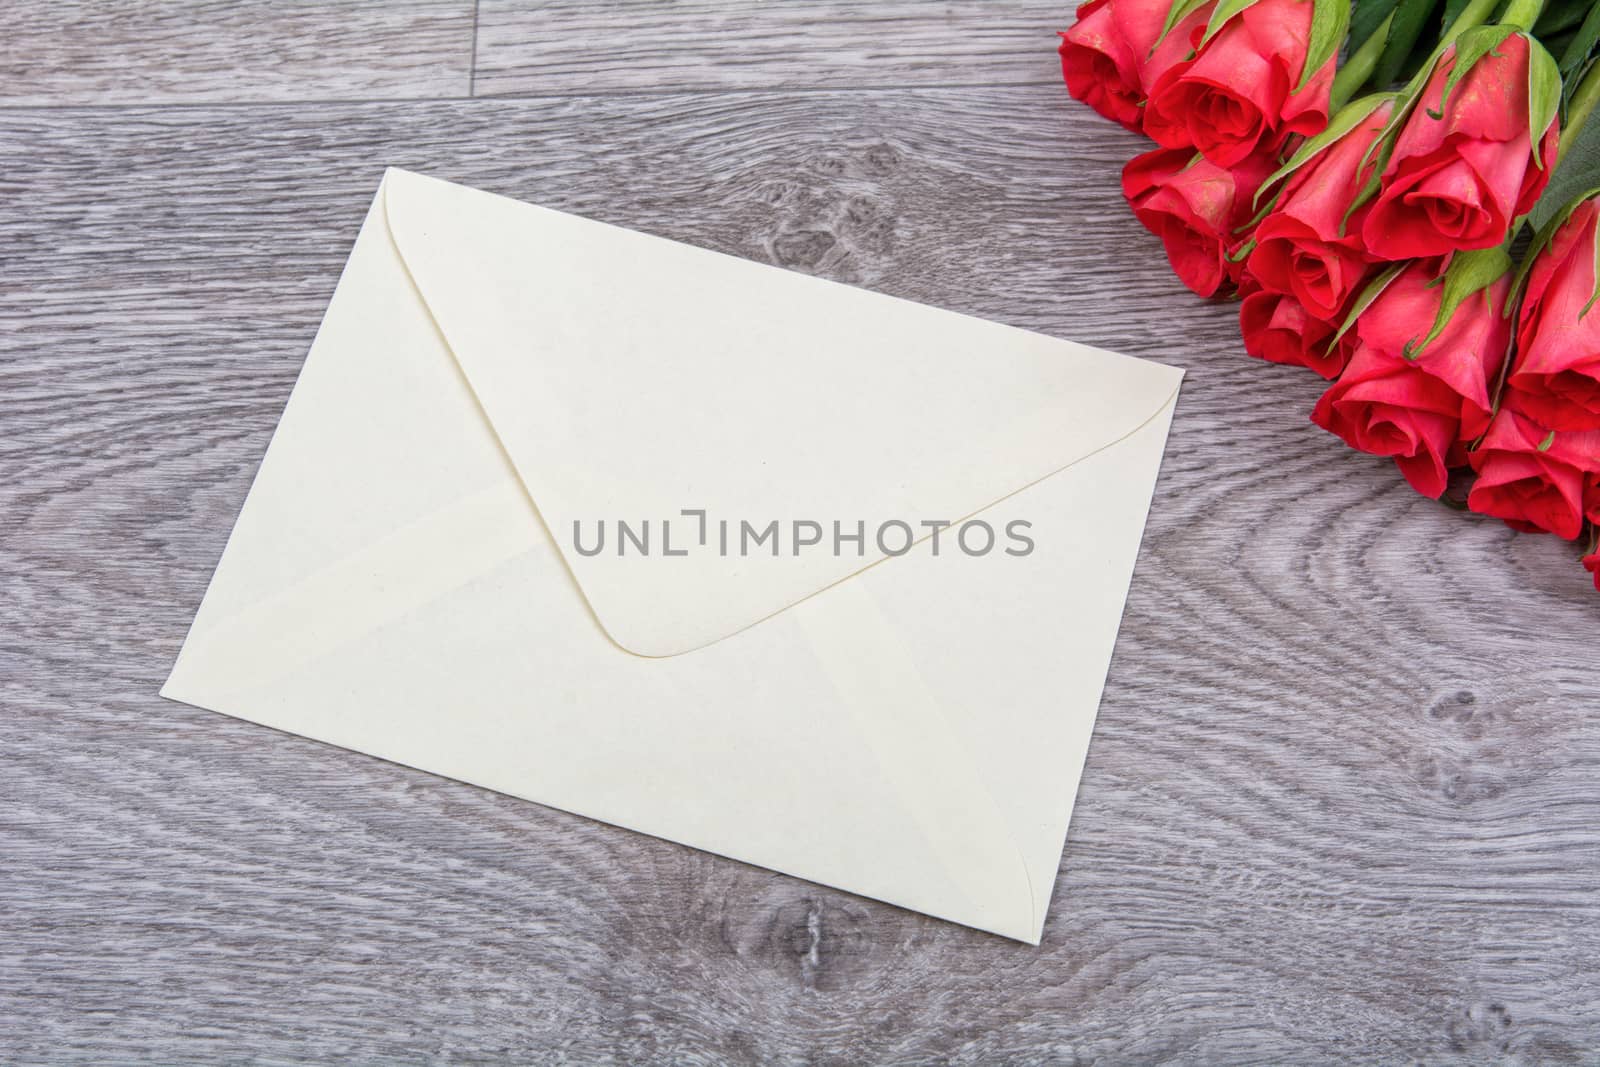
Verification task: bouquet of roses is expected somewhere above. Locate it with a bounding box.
[1060,0,1600,590]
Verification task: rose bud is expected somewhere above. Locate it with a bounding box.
[1058,0,1213,133]
[1466,404,1600,539]
[1311,259,1512,498]
[1144,0,1337,167]
[1362,31,1559,260]
[1238,288,1353,378]
[1508,196,1600,431]
[1123,145,1275,297]
[1246,100,1392,322]
[1584,545,1600,592]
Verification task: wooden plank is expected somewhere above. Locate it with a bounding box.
[0,0,476,105]
[2,89,1598,1063]
[473,0,1068,95]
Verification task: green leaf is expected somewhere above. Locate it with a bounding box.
[1152,0,1213,52]
[1440,0,1472,28]
[1544,28,1583,67]
[1299,0,1352,90]
[1538,430,1557,450]
[1403,245,1513,358]
[1559,0,1600,73]
[1257,93,1395,206]
[1374,0,1444,87]
[1351,0,1405,50]
[1333,261,1410,348]
[1529,103,1600,229]
[1351,0,1404,48]
[1527,37,1563,169]
[1535,0,1595,38]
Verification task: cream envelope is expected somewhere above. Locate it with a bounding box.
[162,168,1182,943]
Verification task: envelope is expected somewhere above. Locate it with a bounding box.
[161,168,1182,943]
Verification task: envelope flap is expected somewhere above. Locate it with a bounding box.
[381,168,1181,657]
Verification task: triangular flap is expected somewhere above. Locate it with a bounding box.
[381,168,1181,657]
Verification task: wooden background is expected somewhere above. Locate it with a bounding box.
[3,2,1597,1063]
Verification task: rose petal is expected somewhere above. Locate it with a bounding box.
[1239,289,1349,378]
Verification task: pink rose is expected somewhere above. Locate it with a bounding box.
[1058,0,1211,132]
[1144,0,1335,166]
[1362,33,1559,259]
[1246,101,1391,321]
[1311,260,1511,498]
[1123,145,1274,297]
[1467,403,1600,539]
[1238,288,1354,379]
[1509,197,1600,431]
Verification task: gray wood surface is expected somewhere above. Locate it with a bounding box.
[474,1,1066,94]
[2,2,1597,1064]
[0,0,474,104]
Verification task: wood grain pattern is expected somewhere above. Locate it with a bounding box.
[0,1,475,105]
[473,0,1067,95]
[3,6,1599,1063]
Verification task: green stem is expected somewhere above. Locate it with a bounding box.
[1559,58,1600,168]
[1441,0,1501,44]
[1329,11,1394,113]
[1498,0,1547,32]
[1484,231,1523,413]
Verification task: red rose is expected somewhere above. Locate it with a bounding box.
[1123,146,1274,297]
[1058,0,1143,131]
[1467,405,1600,538]
[1058,0,1211,132]
[1238,288,1353,378]
[1362,33,1559,260]
[1509,197,1600,431]
[1584,549,1600,591]
[1246,102,1391,321]
[1311,260,1511,498]
[1144,0,1335,167]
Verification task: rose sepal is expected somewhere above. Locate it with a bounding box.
[1344,27,1557,229]
[1527,34,1564,169]
[1509,186,1600,317]
[1404,245,1515,359]
[1250,91,1396,220]
[1151,0,1212,52]
[1329,260,1407,349]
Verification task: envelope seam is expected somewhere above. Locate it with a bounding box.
[377,174,635,660]
[380,168,1183,660]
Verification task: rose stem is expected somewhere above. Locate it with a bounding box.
[1498,0,1547,32]
[1558,57,1600,168]
[1440,0,1503,42]
[1329,11,1395,112]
